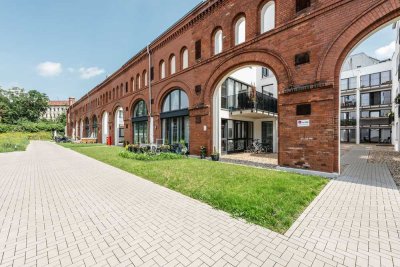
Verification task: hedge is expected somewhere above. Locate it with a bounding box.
[0,121,65,133]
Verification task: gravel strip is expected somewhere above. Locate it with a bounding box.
[368,150,400,188]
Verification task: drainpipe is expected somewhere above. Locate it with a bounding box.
[147,45,154,144]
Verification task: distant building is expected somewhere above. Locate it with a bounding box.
[340,53,393,144]
[392,22,400,151]
[43,98,75,121]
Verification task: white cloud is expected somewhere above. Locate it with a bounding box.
[375,41,395,59]
[36,61,63,77]
[79,67,105,79]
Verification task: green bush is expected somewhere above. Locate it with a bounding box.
[119,150,185,161]
[0,121,65,133]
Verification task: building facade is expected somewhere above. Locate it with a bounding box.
[340,53,393,145]
[43,98,75,121]
[392,22,400,152]
[67,0,400,174]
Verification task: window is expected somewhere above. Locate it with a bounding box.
[361,129,392,144]
[170,55,176,75]
[136,74,141,89]
[195,40,202,60]
[371,73,380,87]
[296,0,311,12]
[92,116,98,138]
[341,129,356,143]
[381,71,391,84]
[295,52,310,65]
[235,17,246,45]
[143,70,148,87]
[261,1,275,33]
[161,89,190,145]
[296,104,311,116]
[214,29,223,55]
[160,61,166,79]
[361,71,392,88]
[360,75,370,88]
[162,89,189,112]
[181,48,189,69]
[341,95,356,108]
[349,77,357,89]
[262,68,269,78]
[361,91,391,106]
[341,77,357,90]
[132,100,148,144]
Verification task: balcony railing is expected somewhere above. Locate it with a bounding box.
[222,91,278,114]
[340,119,357,126]
[360,117,390,126]
[341,102,356,108]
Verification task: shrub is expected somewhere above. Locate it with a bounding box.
[119,150,185,161]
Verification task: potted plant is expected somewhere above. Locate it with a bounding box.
[211,147,220,161]
[200,146,207,159]
[395,94,400,104]
[388,111,395,125]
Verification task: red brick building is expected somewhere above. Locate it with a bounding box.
[67,0,400,174]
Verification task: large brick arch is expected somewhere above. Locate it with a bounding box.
[318,0,400,83]
[204,48,292,101]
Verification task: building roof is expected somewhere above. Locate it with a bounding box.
[49,100,69,106]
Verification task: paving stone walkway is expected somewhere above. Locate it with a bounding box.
[0,142,399,266]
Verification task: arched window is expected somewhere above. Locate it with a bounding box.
[136,74,141,89]
[131,77,134,92]
[134,100,147,118]
[261,1,275,33]
[160,60,166,79]
[132,100,148,144]
[92,116,98,138]
[84,117,90,138]
[161,89,189,145]
[170,55,176,75]
[143,70,148,87]
[235,17,246,45]
[214,29,223,55]
[181,48,189,69]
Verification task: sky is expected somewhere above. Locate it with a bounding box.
[0,1,397,100]
[0,0,201,100]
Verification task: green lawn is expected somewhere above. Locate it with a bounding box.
[0,132,51,153]
[60,144,328,233]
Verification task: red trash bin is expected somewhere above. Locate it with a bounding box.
[106,136,111,146]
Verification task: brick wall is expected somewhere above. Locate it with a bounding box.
[67,0,400,173]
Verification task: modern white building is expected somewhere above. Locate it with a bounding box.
[340,53,393,145]
[42,98,75,121]
[392,22,400,151]
[212,66,278,154]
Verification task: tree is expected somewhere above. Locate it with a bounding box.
[5,89,49,123]
[56,113,66,125]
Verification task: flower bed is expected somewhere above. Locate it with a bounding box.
[119,150,185,161]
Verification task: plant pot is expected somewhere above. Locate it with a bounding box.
[211,154,220,161]
[200,154,206,159]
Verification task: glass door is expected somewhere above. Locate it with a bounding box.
[262,121,273,152]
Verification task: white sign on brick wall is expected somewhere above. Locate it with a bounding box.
[297,120,310,127]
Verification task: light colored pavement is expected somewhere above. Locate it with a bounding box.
[0,142,399,266]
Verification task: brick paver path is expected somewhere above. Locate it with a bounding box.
[0,142,399,266]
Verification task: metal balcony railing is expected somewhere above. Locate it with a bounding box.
[360,117,390,126]
[340,119,357,126]
[222,91,278,114]
[341,102,356,108]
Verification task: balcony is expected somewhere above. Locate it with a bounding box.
[341,102,356,108]
[340,119,357,126]
[360,117,390,126]
[222,91,278,116]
